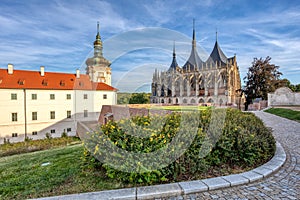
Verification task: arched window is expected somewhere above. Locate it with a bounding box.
[208,98,214,103]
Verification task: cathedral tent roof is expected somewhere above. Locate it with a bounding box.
[182,46,203,71]
[182,21,204,71]
[206,41,228,65]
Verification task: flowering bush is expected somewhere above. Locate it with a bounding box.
[83,108,275,184]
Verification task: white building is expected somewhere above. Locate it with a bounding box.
[0,23,117,143]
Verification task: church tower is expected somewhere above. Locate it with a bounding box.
[85,22,111,85]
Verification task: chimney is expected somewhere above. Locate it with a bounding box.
[8,64,13,74]
[40,66,45,76]
[76,69,80,78]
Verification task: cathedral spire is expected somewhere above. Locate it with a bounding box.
[168,41,179,72]
[192,18,196,48]
[173,40,176,58]
[182,19,204,71]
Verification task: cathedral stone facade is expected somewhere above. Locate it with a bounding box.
[151,26,242,106]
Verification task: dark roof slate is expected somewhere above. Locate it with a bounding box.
[206,41,228,64]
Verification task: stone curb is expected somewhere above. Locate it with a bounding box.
[33,142,286,200]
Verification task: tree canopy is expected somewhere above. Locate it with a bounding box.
[243,56,285,107]
[283,79,300,92]
[117,92,150,104]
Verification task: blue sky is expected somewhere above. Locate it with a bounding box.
[0,0,299,92]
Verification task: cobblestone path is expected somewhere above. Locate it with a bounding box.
[165,111,300,200]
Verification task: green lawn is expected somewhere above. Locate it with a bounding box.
[0,145,124,200]
[264,108,300,122]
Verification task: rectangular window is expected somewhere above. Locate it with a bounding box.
[32,94,37,100]
[11,93,17,100]
[84,110,88,117]
[67,128,71,132]
[12,113,17,122]
[67,110,71,118]
[84,94,88,99]
[32,112,37,120]
[12,133,18,137]
[50,94,55,100]
[103,94,107,99]
[50,111,55,119]
[66,94,71,100]
[32,131,38,135]
[50,129,55,134]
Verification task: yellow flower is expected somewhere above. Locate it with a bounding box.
[94,145,99,155]
[150,137,153,142]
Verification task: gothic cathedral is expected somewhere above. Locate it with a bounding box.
[151,24,242,106]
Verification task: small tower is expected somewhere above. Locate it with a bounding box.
[85,22,111,85]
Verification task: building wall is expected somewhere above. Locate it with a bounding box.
[151,61,241,106]
[0,88,116,143]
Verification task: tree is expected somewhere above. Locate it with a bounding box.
[117,92,150,104]
[283,78,300,92]
[243,56,285,109]
[129,93,150,104]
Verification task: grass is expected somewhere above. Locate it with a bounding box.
[0,144,125,200]
[0,137,80,157]
[264,108,300,122]
[0,143,252,200]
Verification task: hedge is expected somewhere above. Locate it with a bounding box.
[83,108,275,184]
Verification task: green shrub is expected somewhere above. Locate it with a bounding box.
[45,132,52,139]
[61,130,68,138]
[83,108,275,184]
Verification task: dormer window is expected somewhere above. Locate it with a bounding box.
[42,79,48,86]
[60,80,65,86]
[79,82,84,87]
[18,79,25,85]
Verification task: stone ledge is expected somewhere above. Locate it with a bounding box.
[201,177,230,190]
[221,174,249,186]
[179,180,208,194]
[240,171,263,182]
[32,188,136,200]
[137,183,182,200]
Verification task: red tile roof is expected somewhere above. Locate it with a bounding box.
[0,68,117,91]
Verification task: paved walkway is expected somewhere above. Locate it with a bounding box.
[166,111,300,200]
